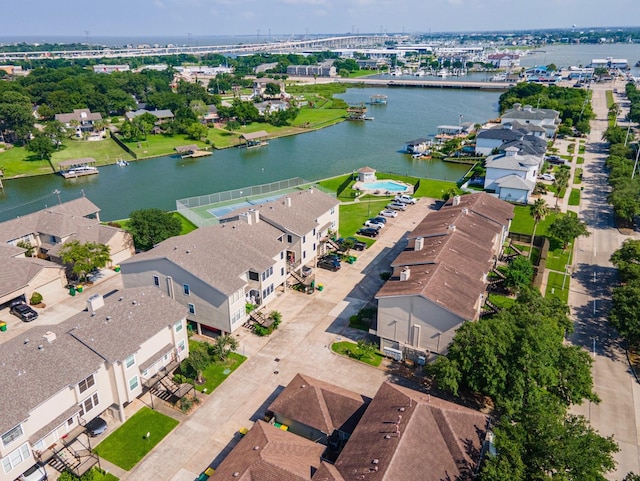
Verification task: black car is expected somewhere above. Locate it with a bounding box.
[85,416,108,437]
[372,216,387,224]
[317,256,341,271]
[357,227,379,238]
[10,302,38,322]
[337,237,366,251]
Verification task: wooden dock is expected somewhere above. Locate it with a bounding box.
[175,144,212,159]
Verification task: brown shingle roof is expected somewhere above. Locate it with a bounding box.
[267,373,369,436]
[332,382,490,481]
[209,420,325,481]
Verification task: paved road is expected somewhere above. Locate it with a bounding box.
[568,81,640,479]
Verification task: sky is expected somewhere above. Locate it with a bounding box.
[3,0,639,41]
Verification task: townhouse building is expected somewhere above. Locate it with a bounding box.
[0,287,188,481]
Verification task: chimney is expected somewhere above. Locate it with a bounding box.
[87,294,105,313]
[284,197,292,207]
[513,102,521,110]
[448,224,456,232]
[414,237,424,251]
[461,207,469,215]
[241,209,260,225]
[400,267,411,281]
[43,331,56,343]
[523,104,532,112]
[452,195,460,206]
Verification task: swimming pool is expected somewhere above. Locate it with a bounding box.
[359,180,408,192]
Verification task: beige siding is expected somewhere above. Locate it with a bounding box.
[26,266,67,305]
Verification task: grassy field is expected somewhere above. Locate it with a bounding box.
[194,352,246,393]
[510,205,562,236]
[488,293,517,310]
[545,271,570,303]
[0,145,54,177]
[94,468,119,481]
[577,156,584,164]
[545,244,572,272]
[94,407,179,471]
[568,188,581,206]
[331,341,383,367]
[339,201,392,238]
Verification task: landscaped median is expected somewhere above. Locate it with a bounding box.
[94,407,179,471]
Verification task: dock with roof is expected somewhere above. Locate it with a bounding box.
[174,144,212,159]
[239,131,269,149]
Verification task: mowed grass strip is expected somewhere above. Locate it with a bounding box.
[94,407,179,470]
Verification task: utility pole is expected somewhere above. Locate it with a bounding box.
[631,143,640,180]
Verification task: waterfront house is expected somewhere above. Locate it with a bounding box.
[211,374,492,481]
[476,122,547,156]
[500,103,560,138]
[373,193,513,357]
[403,138,431,154]
[0,197,134,306]
[202,104,219,124]
[54,109,103,139]
[0,287,188,481]
[484,146,543,203]
[125,108,174,124]
[121,189,338,337]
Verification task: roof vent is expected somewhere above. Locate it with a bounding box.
[448,224,456,232]
[462,208,469,215]
[119,296,124,301]
[43,331,56,343]
[414,237,424,251]
[106,316,111,321]
[24,338,29,344]
[87,293,104,313]
[38,344,44,351]
[132,300,137,305]
[233,473,239,478]
[452,195,460,206]
[372,459,379,465]
[253,446,260,450]
[400,267,410,281]
[284,197,292,207]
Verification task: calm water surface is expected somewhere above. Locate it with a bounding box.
[1,88,502,221]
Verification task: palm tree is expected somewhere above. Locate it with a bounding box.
[553,169,570,210]
[529,198,549,258]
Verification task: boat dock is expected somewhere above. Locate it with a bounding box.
[175,144,213,159]
[58,158,99,178]
[240,131,269,149]
[336,78,511,91]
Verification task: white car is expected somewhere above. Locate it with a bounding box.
[386,202,407,211]
[19,464,47,481]
[539,173,555,181]
[379,209,398,218]
[394,194,417,204]
[364,219,385,229]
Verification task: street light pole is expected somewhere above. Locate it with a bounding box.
[632,144,640,180]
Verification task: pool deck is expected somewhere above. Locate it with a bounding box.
[353,180,413,196]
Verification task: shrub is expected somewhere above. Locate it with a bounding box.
[246,303,257,313]
[30,292,43,305]
[173,373,188,385]
[254,325,268,336]
[380,271,392,281]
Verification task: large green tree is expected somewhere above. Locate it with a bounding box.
[26,134,55,160]
[610,284,640,346]
[127,208,182,251]
[60,241,111,281]
[548,215,591,249]
[611,239,640,282]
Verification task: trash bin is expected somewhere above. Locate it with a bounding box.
[0,322,7,332]
[317,284,324,292]
[114,265,121,272]
[69,286,76,296]
[76,285,83,293]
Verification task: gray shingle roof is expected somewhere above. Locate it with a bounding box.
[495,174,535,190]
[477,127,523,142]
[54,109,102,124]
[485,152,542,172]
[122,218,286,296]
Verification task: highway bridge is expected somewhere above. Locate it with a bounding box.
[0,35,394,61]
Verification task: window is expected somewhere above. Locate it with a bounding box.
[313,228,316,236]
[231,308,243,324]
[249,271,259,281]
[78,374,95,394]
[330,207,335,215]
[262,284,274,299]
[174,320,183,332]
[303,251,306,259]
[67,417,74,426]
[302,235,306,243]
[177,340,186,353]
[79,393,99,417]
[287,234,293,243]
[281,267,285,276]
[261,266,273,281]
[183,284,190,295]
[153,275,160,287]
[129,376,139,391]
[1,425,23,448]
[280,251,284,260]
[125,354,136,369]
[313,243,316,251]
[2,443,29,473]
[188,303,195,315]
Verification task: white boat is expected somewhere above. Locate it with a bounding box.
[437,69,449,78]
[414,69,425,77]
[116,159,129,166]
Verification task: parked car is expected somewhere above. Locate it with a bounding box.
[539,173,555,181]
[379,209,398,218]
[394,194,417,204]
[371,216,387,224]
[301,265,313,277]
[386,202,407,211]
[10,302,38,322]
[337,237,366,251]
[317,256,341,271]
[357,227,380,238]
[85,416,108,437]
[19,464,47,481]
[364,219,384,229]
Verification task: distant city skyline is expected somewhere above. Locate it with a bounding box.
[3,0,639,41]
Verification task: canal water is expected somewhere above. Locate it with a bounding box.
[0,87,500,222]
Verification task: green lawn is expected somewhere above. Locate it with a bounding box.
[292,107,346,129]
[194,352,246,394]
[0,145,54,177]
[510,205,561,236]
[578,145,585,154]
[94,468,119,481]
[121,134,208,158]
[332,341,383,367]
[577,156,584,164]
[567,143,575,154]
[606,90,614,108]
[94,407,179,470]
[339,200,392,238]
[545,244,572,272]
[488,293,517,310]
[568,188,581,206]
[574,168,583,184]
[545,271,570,303]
